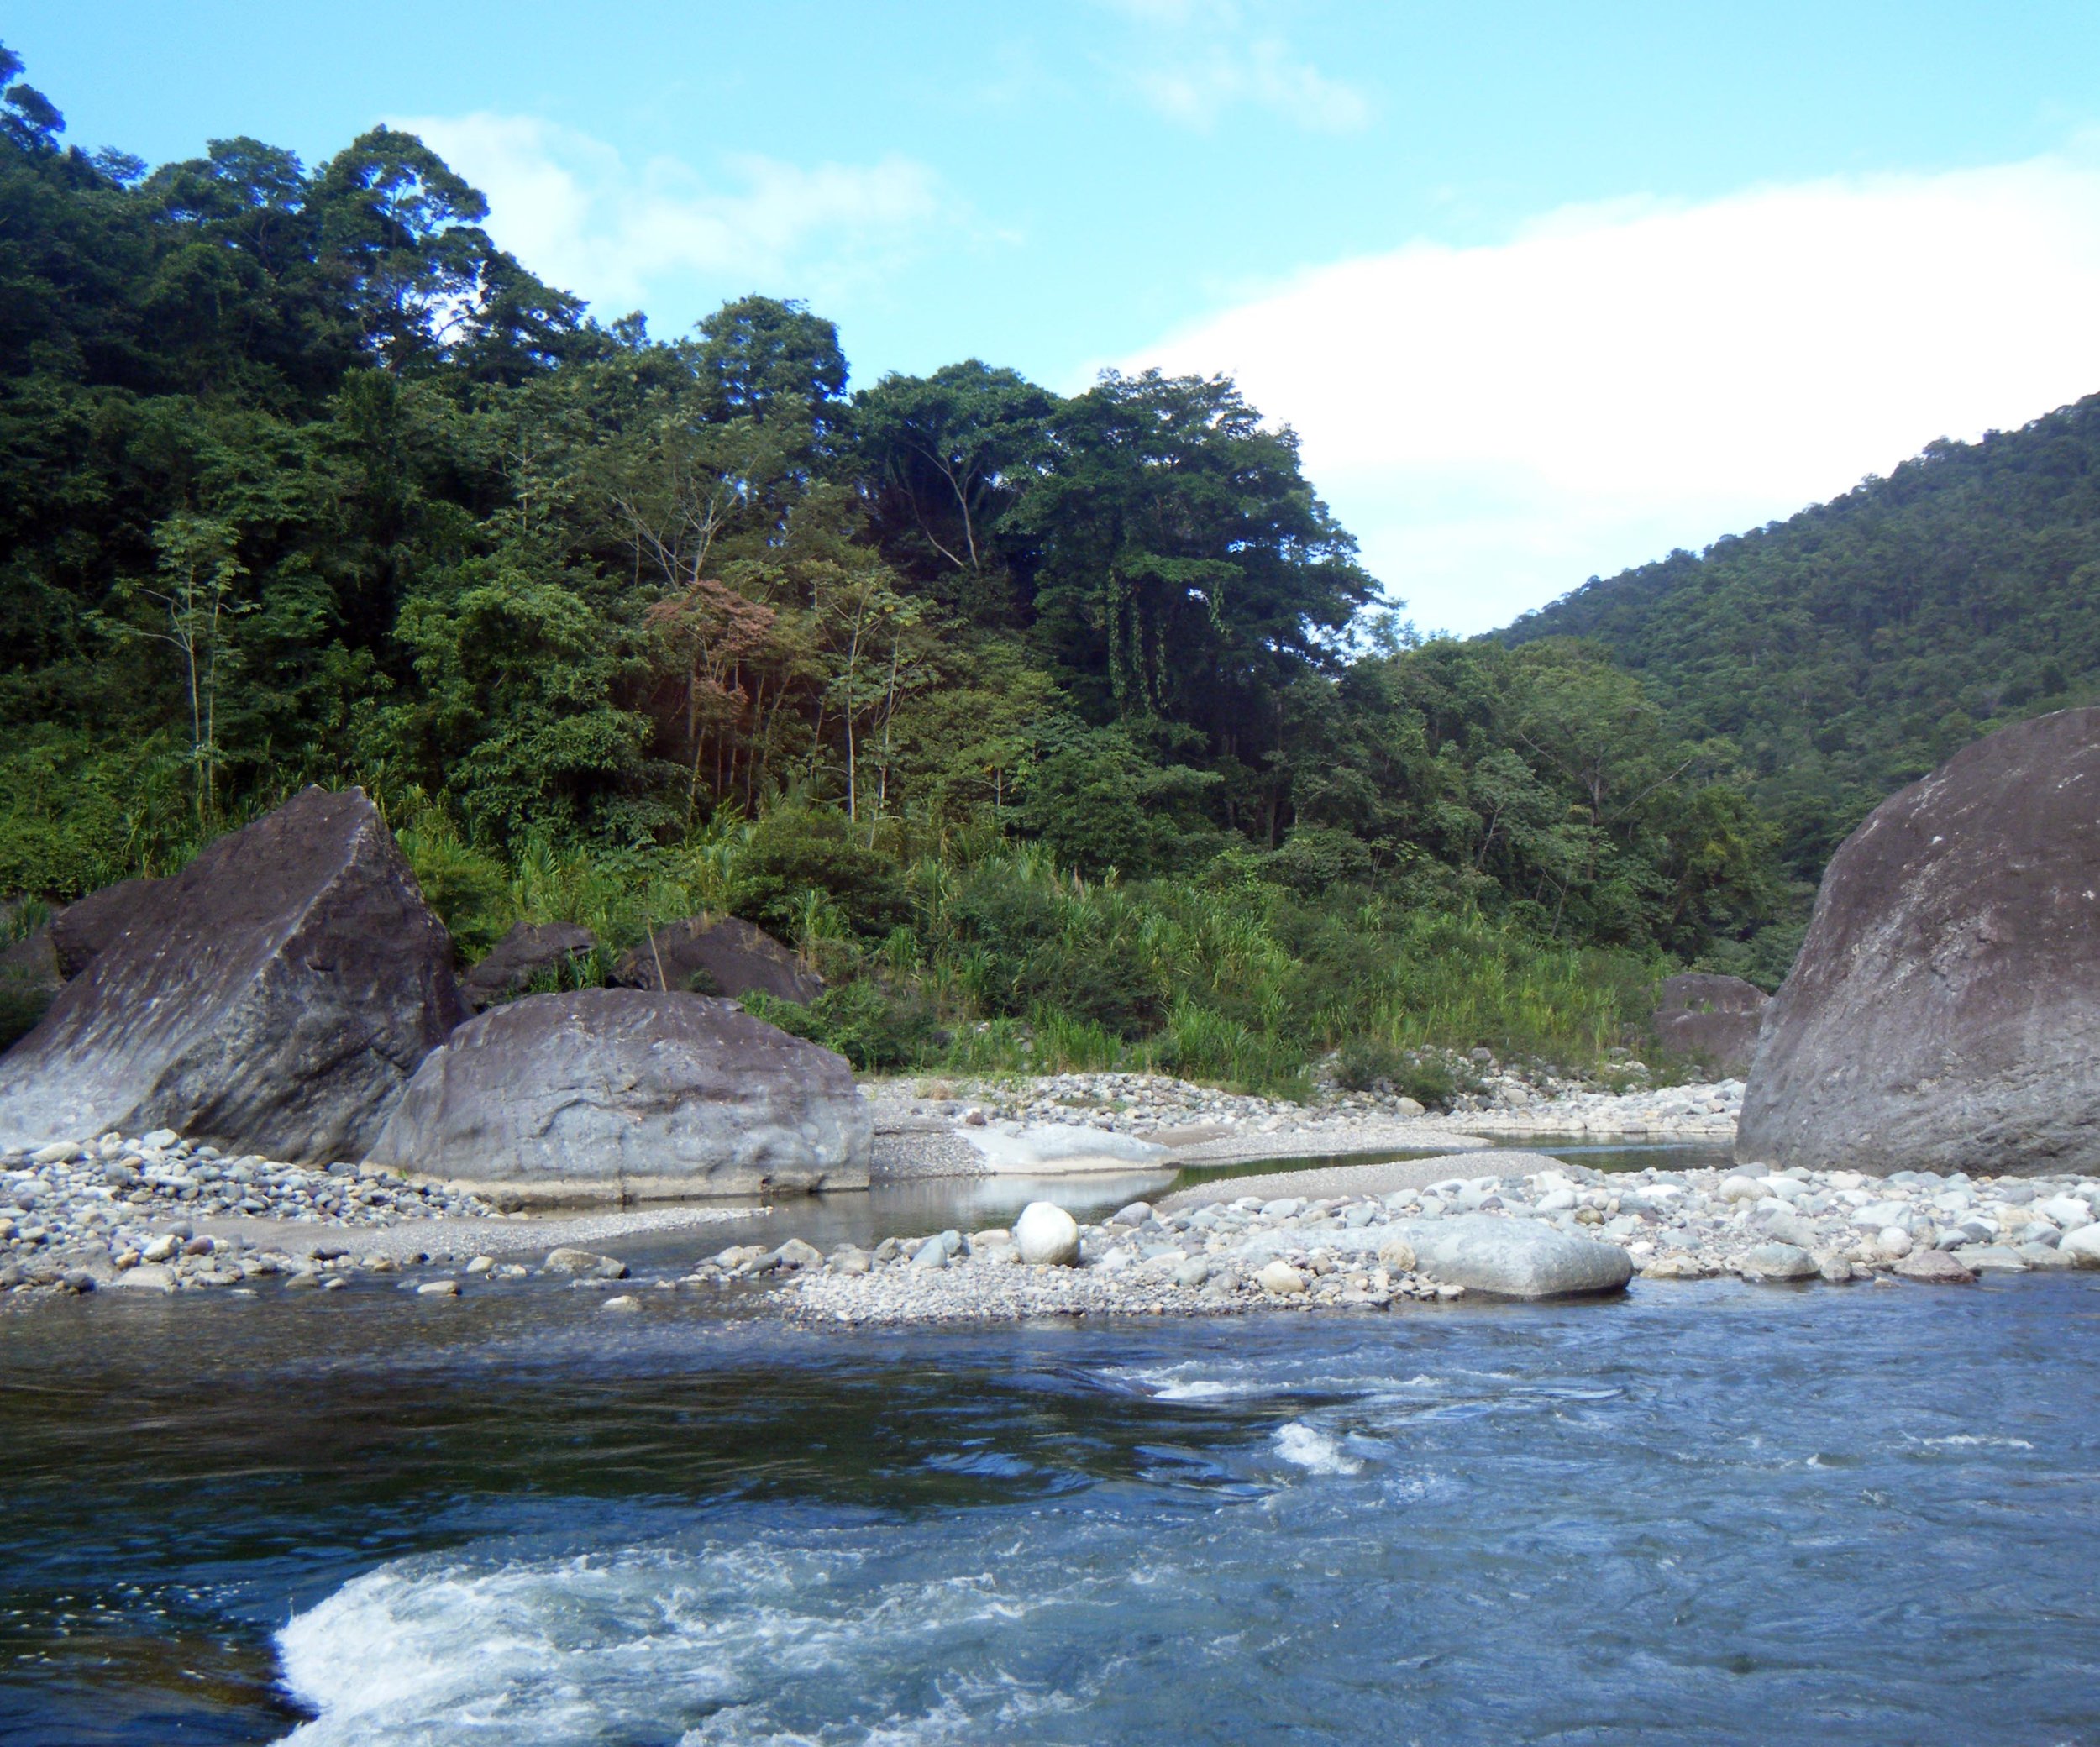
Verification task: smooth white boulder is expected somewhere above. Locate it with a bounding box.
[1743,1241,1819,1280]
[2061,1225,2100,1266]
[1387,1215,1633,1298]
[967,1124,1171,1175]
[2038,1195,2093,1231]
[1014,1201,1080,1266]
[1257,1260,1308,1295]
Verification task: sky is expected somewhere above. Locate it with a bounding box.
[13,3,2100,632]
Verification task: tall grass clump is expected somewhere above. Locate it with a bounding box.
[375,813,1677,1092]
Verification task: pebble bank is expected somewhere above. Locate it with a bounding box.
[0,1130,500,1297]
[867,1068,1743,1170]
[770,1155,2100,1325]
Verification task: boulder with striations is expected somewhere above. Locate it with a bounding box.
[0,787,466,1161]
[460,921,599,1010]
[1383,1214,1634,1298]
[365,987,869,1199]
[612,915,822,1005]
[1738,707,2100,1177]
[1652,971,1768,1078]
[50,877,169,978]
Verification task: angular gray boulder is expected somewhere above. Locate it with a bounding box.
[0,787,466,1161]
[51,876,167,978]
[1385,1214,1633,1298]
[1653,972,1767,1077]
[365,987,870,1199]
[1739,708,2100,1178]
[612,915,822,1005]
[460,921,598,1010]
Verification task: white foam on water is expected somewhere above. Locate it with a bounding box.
[680,1677,1086,1746]
[1919,1435,2034,1451]
[274,1536,1097,1745]
[1271,1422,1364,1476]
[1152,1379,1246,1401]
[1105,1362,1272,1402]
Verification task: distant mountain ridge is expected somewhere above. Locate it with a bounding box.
[1499,391,2100,879]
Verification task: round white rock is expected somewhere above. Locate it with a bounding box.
[1014,1201,1081,1267]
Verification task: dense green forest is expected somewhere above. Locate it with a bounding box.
[1504,394,2100,881]
[0,45,1800,1087]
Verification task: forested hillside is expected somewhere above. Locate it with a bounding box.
[1504,395,2100,879]
[0,45,1791,1084]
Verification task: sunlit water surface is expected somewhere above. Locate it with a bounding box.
[3,1238,2095,1745]
[0,1251,2092,1739]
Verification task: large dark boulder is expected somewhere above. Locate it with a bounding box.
[51,877,167,978]
[1738,708,2100,1177]
[365,988,869,1198]
[460,921,599,1010]
[1653,972,1767,1078]
[0,788,466,1161]
[612,915,822,1005]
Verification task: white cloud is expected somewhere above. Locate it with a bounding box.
[1096,0,1370,133]
[389,113,950,325]
[1120,153,2100,633]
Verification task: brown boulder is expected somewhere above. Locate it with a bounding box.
[0,787,466,1161]
[1738,708,2100,1177]
[366,988,869,1198]
[460,921,599,1010]
[51,877,168,978]
[612,915,822,1005]
[1653,972,1768,1078]
[1894,1248,1975,1285]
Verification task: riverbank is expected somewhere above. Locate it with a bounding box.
[863,1071,1743,1175]
[0,1129,769,1302]
[8,1125,2098,1323]
[782,1153,2100,1325]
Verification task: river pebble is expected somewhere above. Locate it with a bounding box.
[779,1158,2100,1326]
[0,1129,499,1301]
[865,1065,1744,1153]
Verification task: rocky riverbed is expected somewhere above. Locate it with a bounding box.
[865,1069,1743,1170]
[768,1153,2100,1325]
[0,1129,504,1298]
[21,1093,2094,1319]
[3,1061,1749,1304]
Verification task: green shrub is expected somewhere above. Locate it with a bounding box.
[741,978,942,1073]
[1027,1007,1125,1072]
[0,984,51,1052]
[734,805,907,939]
[394,808,512,957]
[947,858,1162,1036]
[1393,1053,1466,1111]
[1150,999,1308,1095]
[1334,1036,1404,1092]
[1263,826,1374,895]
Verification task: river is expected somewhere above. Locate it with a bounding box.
[3,1141,2094,1744]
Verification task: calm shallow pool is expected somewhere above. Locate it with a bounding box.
[3,1263,2094,1744]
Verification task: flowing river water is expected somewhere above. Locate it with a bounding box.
[4,1141,2097,1744]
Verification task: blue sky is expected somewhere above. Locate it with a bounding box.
[14,3,2100,631]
